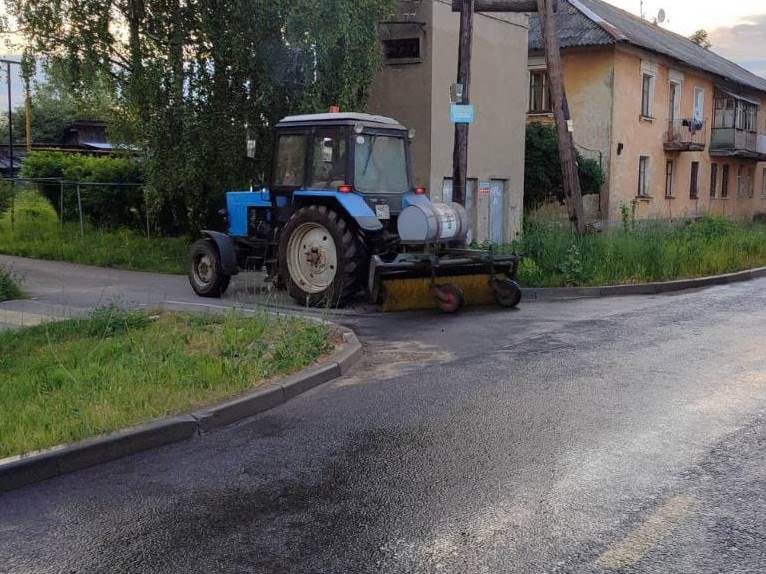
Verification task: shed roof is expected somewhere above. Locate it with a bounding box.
[529,0,766,95]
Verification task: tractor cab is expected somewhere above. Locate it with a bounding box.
[269,113,415,228]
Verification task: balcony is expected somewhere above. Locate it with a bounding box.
[711,91,766,160]
[710,128,764,160]
[664,119,706,152]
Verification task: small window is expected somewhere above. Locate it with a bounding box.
[638,156,650,197]
[529,70,551,113]
[383,38,421,63]
[641,74,654,118]
[309,132,347,189]
[274,134,307,187]
[665,160,674,197]
[721,164,730,198]
[690,162,700,199]
[710,163,718,198]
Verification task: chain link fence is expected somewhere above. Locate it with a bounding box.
[0,177,152,239]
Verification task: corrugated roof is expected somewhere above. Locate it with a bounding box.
[529,0,766,95]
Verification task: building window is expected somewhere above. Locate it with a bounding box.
[721,164,730,198]
[638,156,650,197]
[529,70,551,113]
[748,167,756,198]
[382,38,421,63]
[693,87,705,123]
[710,163,718,198]
[641,74,654,118]
[665,160,674,197]
[690,161,700,199]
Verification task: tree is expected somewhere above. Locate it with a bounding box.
[524,122,604,211]
[7,0,395,233]
[689,29,712,50]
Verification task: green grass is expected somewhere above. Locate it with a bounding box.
[0,308,333,458]
[508,216,766,288]
[0,190,187,274]
[0,265,21,301]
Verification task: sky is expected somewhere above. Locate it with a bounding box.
[605,0,766,77]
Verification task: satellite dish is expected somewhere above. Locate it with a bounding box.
[657,9,666,24]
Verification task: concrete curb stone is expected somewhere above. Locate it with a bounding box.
[0,322,363,493]
[522,266,766,301]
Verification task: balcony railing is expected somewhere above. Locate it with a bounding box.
[710,127,762,158]
[664,119,706,152]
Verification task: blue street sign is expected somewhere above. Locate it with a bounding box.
[450,104,475,124]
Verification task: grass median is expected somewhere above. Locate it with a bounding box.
[509,216,766,288]
[0,190,187,274]
[0,308,333,458]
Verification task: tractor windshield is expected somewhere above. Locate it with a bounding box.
[354,134,409,194]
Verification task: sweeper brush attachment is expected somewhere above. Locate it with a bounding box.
[370,249,522,313]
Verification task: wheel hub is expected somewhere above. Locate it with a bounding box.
[287,223,338,294]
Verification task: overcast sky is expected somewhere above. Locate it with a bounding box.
[606,0,766,77]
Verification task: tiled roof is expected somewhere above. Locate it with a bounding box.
[529,0,766,95]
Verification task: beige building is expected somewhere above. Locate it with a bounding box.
[367,0,529,243]
[527,0,766,224]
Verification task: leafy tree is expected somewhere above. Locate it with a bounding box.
[7,0,395,233]
[525,122,604,210]
[689,29,712,50]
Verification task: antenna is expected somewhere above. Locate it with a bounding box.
[657,9,666,24]
[640,0,645,18]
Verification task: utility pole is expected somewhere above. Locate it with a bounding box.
[536,0,586,233]
[452,0,474,206]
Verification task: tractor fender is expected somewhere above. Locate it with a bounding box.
[293,191,384,232]
[201,230,238,276]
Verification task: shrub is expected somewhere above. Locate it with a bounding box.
[0,266,21,301]
[525,122,605,210]
[20,151,145,230]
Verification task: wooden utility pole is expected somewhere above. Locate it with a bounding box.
[452,0,474,206]
[451,0,584,234]
[535,0,586,233]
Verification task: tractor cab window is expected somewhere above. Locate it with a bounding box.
[274,134,307,186]
[309,132,348,189]
[354,134,409,194]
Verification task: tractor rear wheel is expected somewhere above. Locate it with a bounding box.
[278,205,363,307]
[188,239,231,298]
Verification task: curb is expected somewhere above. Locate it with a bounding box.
[522,266,766,301]
[0,324,363,493]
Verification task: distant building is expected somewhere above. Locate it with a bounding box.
[527,0,766,224]
[367,0,529,243]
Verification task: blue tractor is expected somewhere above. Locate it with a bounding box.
[188,112,521,312]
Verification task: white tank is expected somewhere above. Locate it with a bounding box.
[397,201,468,244]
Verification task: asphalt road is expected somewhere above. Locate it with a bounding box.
[2,255,766,573]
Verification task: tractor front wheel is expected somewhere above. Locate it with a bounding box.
[278,206,362,307]
[188,239,231,298]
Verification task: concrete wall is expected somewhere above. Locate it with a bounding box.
[368,0,529,244]
[366,0,434,191]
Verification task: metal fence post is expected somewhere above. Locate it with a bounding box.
[144,187,151,240]
[59,180,64,228]
[76,183,84,238]
[9,179,15,230]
